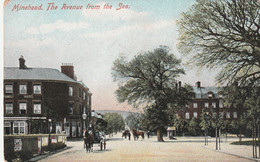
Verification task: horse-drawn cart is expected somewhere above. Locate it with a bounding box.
[84,131,106,152]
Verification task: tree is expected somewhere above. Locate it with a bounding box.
[112,46,194,141]
[103,113,125,135]
[125,113,142,130]
[178,0,260,154]
[188,117,201,136]
[177,0,260,86]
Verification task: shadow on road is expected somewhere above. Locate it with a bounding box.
[106,138,124,141]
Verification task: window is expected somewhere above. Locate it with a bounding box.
[5,103,13,114]
[69,87,73,96]
[226,112,230,119]
[219,100,223,108]
[212,102,216,108]
[19,85,27,94]
[78,122,81,137]
[33,103,41,114]
[193,112,198,118]
[69,103,74,114]
[5,85,13,94]
[72,122,76,137]
[204,102,209,108]
[193,103,197,108]
[185,112,190,119]
[65,122,70,137]
[83,107,86,114]
[219,112,224,118]
[19,103,27,114]
[4,122,11,135]
[56,122,62,134]
[79,88,82,97]
[79,104,82,114]
[13,122,26,134]
[83,92,86,100]
[208,93,213,98]
[33,85,41,94]
[233,112,238,119]
[219,94,223,98]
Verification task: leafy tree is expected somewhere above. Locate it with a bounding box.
[125,113,142,130]
[188,117,201,136]
[177,0,260,86]
[103,113,125,135]
[112,46,194,141]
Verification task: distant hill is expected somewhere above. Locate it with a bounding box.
[95,110,134,119]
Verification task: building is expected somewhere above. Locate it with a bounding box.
[4,56,92,138]
[179,81,246,121]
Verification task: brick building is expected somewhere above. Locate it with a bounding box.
[179,81,246,121]
[4,56,92,138]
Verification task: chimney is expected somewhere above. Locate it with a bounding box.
[61,63,75,80]
[19,56,27,69]
[196,81,201,88]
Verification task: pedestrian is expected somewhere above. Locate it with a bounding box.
[147,131,150,139]
[128,132,131,140]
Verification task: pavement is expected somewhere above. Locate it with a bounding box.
[26,134,260,162]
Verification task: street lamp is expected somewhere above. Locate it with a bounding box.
[204,112,209,145]
[48,119,52,150]
[82,113,87,130]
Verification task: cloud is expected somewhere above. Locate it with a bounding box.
[26,20,90,34]
[82,2,148,21]
[87,19,176,39]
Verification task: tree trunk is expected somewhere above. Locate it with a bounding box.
[157,129,164,142]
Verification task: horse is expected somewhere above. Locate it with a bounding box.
[122,130,130,139]
[131,129,144,140]
[84,130,94,153]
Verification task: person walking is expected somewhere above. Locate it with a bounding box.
[128,132,131,140]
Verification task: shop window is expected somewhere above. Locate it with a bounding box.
[19,85,27,94]
[5,103,13,114]
[65,122,70,137]
[33,103,41,114]
[33,85,41,94]
[78,122,81,137]
[19,103,27,114]
[72,122,76,137]
[56,122,62,134]
[5,85,13,94]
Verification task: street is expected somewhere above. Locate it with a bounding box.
[35,134,254,162]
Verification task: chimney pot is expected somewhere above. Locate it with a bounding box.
[61,63,75,80]
[19,56,27,69]
[196,81,201,88]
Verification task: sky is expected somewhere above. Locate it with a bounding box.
[3,0,219,111]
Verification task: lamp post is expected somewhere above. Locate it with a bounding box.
[48,119,52,150]
[204,112,209,145]
[82,113,87,130]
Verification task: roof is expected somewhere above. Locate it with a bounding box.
[4,67,77,83]
[193,86,220,99]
